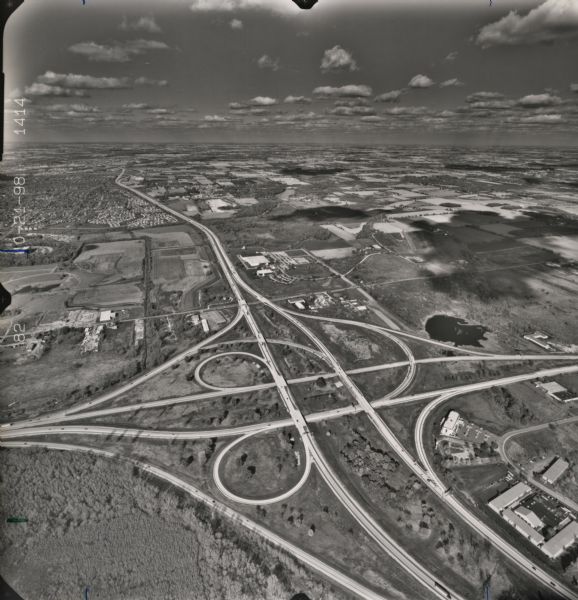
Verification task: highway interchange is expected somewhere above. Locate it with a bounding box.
[2,172,578,600]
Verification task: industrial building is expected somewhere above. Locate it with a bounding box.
[239,254,269,270]
[542,520,578,559]
[536,381,578,403]
[542,458,570,485]
[502,508,545,546]
[440,410,462,438]
[489,482,532,513]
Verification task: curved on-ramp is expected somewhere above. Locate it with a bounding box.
[212,429,313,506]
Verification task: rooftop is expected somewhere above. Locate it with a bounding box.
[542,521,578,559]
[542,458,570,484]
[489,482,532,513]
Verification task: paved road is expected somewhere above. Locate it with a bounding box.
[3,175,577,600]
[499,416,578,513]
[193,350,271,391]
[115,175,466,600]
[414,389,578,600]
[0,309,244,430]
[212,429,313,506]
[0,440,387,600]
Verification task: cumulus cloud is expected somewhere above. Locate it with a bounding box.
[284,95,311,104]
[335,99,369,107]
[25,83,89,97]
[189,0,294,12]
[445,51,458,61]
[313,85,372,98]
[44,103,100,113]
[466,91,505,103]
[329,105,376,116]
[476,0,578,47]
[135,77,168,86]
[249,96,278,105]
[520,113,563,123]
[122,102,151,110]
[120,16,162,33]
[439,78,463,88]
[257,55,280,71]
[204,114,230,122]
[517,93,561,107]
[229,102,248,110]
[68,40,169,63]
[230,19,243,29]
[385,106,429,115]
[570,83,578,93]
[408,74,434,89]
[360,115,384,123]
[38,71,131,89]
[273,111,318,122]
[321,45,358,73]
[147,108,171,114]
[374,90,404,102]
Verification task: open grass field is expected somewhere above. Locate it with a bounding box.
[74,241,144,283]
[0,324,138,421]
[434,382,577,437]
[71,283,143,308]
[218,428,306,500]
[87,388,287,431]
[508,423,578,503]
[201,354,269,388]
[237,469,439,600]
[0,448,345,600]
[312,413,560,600]
[306,320,405,369]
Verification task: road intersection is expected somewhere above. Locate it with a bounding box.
[2,172,577,600]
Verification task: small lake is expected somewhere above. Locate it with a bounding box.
[425,315,489,347]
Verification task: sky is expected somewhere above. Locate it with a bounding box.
[3,0,578,145]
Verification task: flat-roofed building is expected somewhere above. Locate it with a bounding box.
[503,509,545,546]
[542,521,578,559]
[542,458,570,485]
[489,482,532,513]
[440,410,461,438]
[239,255,269,270]
[515,506,545,530]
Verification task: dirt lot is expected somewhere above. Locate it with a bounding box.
[0,448,344,600]
[218,428,306,500]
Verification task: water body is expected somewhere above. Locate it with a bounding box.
[0,577,25,600]
[425,315,489,347]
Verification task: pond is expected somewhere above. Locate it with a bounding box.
[425,315,489,347]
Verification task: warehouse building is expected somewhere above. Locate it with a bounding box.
[489,482,532,513]
[542,458,570,485]
[542,521,578,559]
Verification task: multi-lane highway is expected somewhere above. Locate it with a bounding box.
[0,440,389,600]
[113,172,468,600]
[3,172,578,600]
